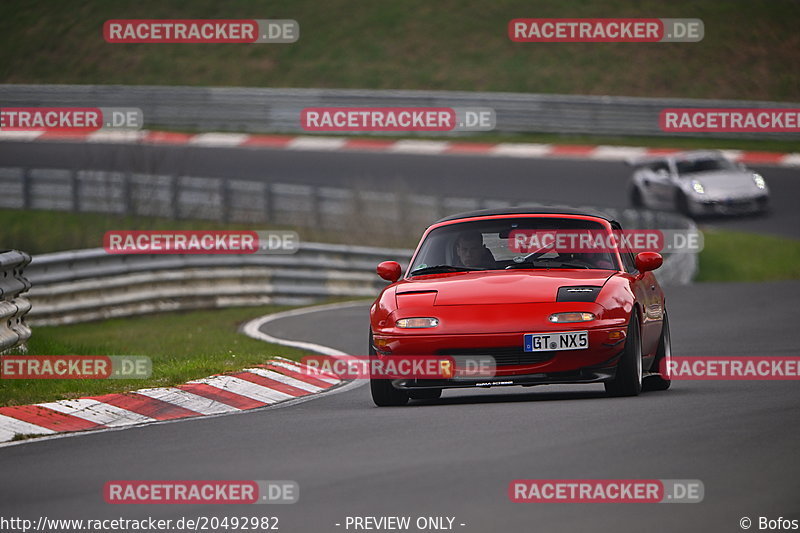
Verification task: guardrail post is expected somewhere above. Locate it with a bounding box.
[431,195,442,221]
[169,175,179,219]
[263,182,272,223]
[71,169,79,211]
[122,172,133,216]
[21,168,31,209]
[220,178,231,223]
[397,193,409,237]
[309,186,320,228]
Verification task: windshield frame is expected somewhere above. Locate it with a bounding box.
[675,156,736,176]
[406,214,624,279]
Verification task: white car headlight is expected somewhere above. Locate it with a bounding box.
[691,180,705,194]
[396,317,439,328]
[753,173,766,189]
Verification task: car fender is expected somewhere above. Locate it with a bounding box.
[595,274,635,322]
[370,285,398,333]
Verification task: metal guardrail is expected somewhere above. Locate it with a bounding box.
[0,165,702,252]
[1,84,798,139]
[26,243,413,326]
[0,165,545,240]
[0,250,32,351]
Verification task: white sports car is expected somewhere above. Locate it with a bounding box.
[628,151,770,217]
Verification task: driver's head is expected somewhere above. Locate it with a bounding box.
[456,232,486,267]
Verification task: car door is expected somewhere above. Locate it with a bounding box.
[636,270,664,357]
[620,247,664,365]
[647,161,676,206]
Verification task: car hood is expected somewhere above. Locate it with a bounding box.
[685,170,760,197]
[396,270,615,306]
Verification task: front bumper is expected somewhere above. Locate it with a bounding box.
[690,194,768,215]
[392,363,619,390]
[372,326,627,384]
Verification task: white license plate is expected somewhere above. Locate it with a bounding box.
[524,331,588,352]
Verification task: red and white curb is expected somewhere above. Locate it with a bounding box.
[0,302,361,446]
[1,129,797,167]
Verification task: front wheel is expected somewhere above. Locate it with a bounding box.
[369,330,409,407]
[604,317,643,397]
[674,190,692,217]
[630,186,644,208]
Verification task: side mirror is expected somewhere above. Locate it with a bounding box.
[377,261,402,283]
[635,252,663,273]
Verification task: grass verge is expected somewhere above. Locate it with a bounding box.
[0,208,419,254]
[0,305,311,406]
[697,230,800,282]
[1,0,798,101]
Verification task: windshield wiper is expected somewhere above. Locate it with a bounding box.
[409,265,481,276]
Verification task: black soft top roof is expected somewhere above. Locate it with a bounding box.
[433,205,618,225]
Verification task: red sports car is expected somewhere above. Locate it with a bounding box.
[368,207,672,406]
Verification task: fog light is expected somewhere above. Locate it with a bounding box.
[374,337,391,350]
[548,312,595,323]
[396,317,439,328]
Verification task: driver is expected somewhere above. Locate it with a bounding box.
[455,232,496,269]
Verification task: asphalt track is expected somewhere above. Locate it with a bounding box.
[1,281,798,533]
[1,140,798,239]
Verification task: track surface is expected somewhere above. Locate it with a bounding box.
[1,140,798,239]
[1,281,798,532]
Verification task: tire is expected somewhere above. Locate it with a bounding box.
[368,330,409,407]
[604,316,643,397]
[674,190,691,217]
[408,389,442,400]
[630,186,644,208]
[756,197,771,217]
[643,309,672,392]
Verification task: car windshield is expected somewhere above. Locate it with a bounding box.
[408,217,620,275]
[676,157,735,175]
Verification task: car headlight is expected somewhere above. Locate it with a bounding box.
[396,317,439,328]
[691,180,705,194]
[548,312,595,323]
[753,173,766,190]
